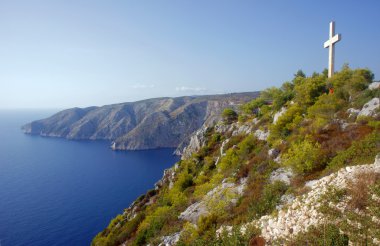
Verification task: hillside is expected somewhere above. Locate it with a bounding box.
[22,92,259,151]
[93,66,380,246]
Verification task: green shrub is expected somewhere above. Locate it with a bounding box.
[327,131,380,171]
[283,138,323,174]
[294,74,327,106]
[269,103,304,140]
[241,97,266,115]
[135,206,173,244]
[222,108,238,123]
[248,181,288,219]
[308,94,346,122]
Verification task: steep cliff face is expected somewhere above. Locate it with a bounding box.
[91,69,380,246]
[22,92,259,150]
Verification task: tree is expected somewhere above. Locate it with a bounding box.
[294,69,306,78]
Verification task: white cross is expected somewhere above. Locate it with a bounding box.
[324,21,341,78]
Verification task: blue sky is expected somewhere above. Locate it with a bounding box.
[1,1,379,109]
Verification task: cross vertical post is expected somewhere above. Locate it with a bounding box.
[324,21,341,78]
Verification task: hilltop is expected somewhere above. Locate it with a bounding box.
[92,66,380,245]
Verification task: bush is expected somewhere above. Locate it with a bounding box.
[327,131,380,170]
[222,108,238,123]
[308,94,346,124]
[269,103,304,140]
[241,97,266,115]
[248,181,288,219]
[283,138,323,174]
[294,74,327,106]
[135,206,173,244]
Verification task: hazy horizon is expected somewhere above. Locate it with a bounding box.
[1,1,380,109]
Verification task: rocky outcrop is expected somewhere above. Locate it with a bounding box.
[347,108,360,118]
[269,168,293,185]
[178,126,209,159]
[254,129,269,141]
[217,155,380,243]
[179,178,247,224]
[254,155,380,242]
[22,92,259,151]
[273,107,287,124]
[369,81,380,90]
[358,97,379,117]
[178,121,255,159]
[155,164,178,190]
[159,232,181,246]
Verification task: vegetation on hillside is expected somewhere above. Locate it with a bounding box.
[92,66,380,246]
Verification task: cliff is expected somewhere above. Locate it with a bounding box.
[22,92,259,151]
[92,67,380,246]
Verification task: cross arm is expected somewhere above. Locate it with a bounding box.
[324,40,330,48]
[324,34,341,48]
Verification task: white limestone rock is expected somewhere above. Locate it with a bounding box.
[358,97,379,117]
[179,178,247,223]
[159,232,181,246]
[274,155,282,164]
[231,124,253,137]
[276,194,295,210]
[155,167,177,190]
[270,168,293,185]
[180,126,208,159]
[369,82,380,90]
[216,155,380,243]
[178,201,208,224]
[254,156,380,242]
[273,107,287,124]
[215,123,235,134]
[254,129,269,141]
[252,118,260,125]
[268,148,280,158]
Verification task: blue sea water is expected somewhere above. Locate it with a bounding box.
[0,110,179,246]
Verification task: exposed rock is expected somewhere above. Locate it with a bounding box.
[254,129,269,141]
[231,123,253,137]
[276,194,295,210]
[269,168,293,185]
[220,139,229,157]
[179,178,247,223]
[215,123,234,134]
[155,166,177,190]
[347,108,360,118]
[22,92,259,151]
[273,107,287,124]
[179,121,254,159]
[159,232,181,246]
[268,148,280,159]
[274,155,282,164]
[216,225,233,237]
[358,97,379,117]
[216,155,380,243]
[178,201,209,224]
[253,155,380,242]
[369,81,380,90]
[252,118,260,125]
[179,126,208,159]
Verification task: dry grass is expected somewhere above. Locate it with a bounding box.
[347,171,380,210]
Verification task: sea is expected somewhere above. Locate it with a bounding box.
[0,110,179,246]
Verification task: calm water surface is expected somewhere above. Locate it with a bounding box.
[0,110,179,246]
